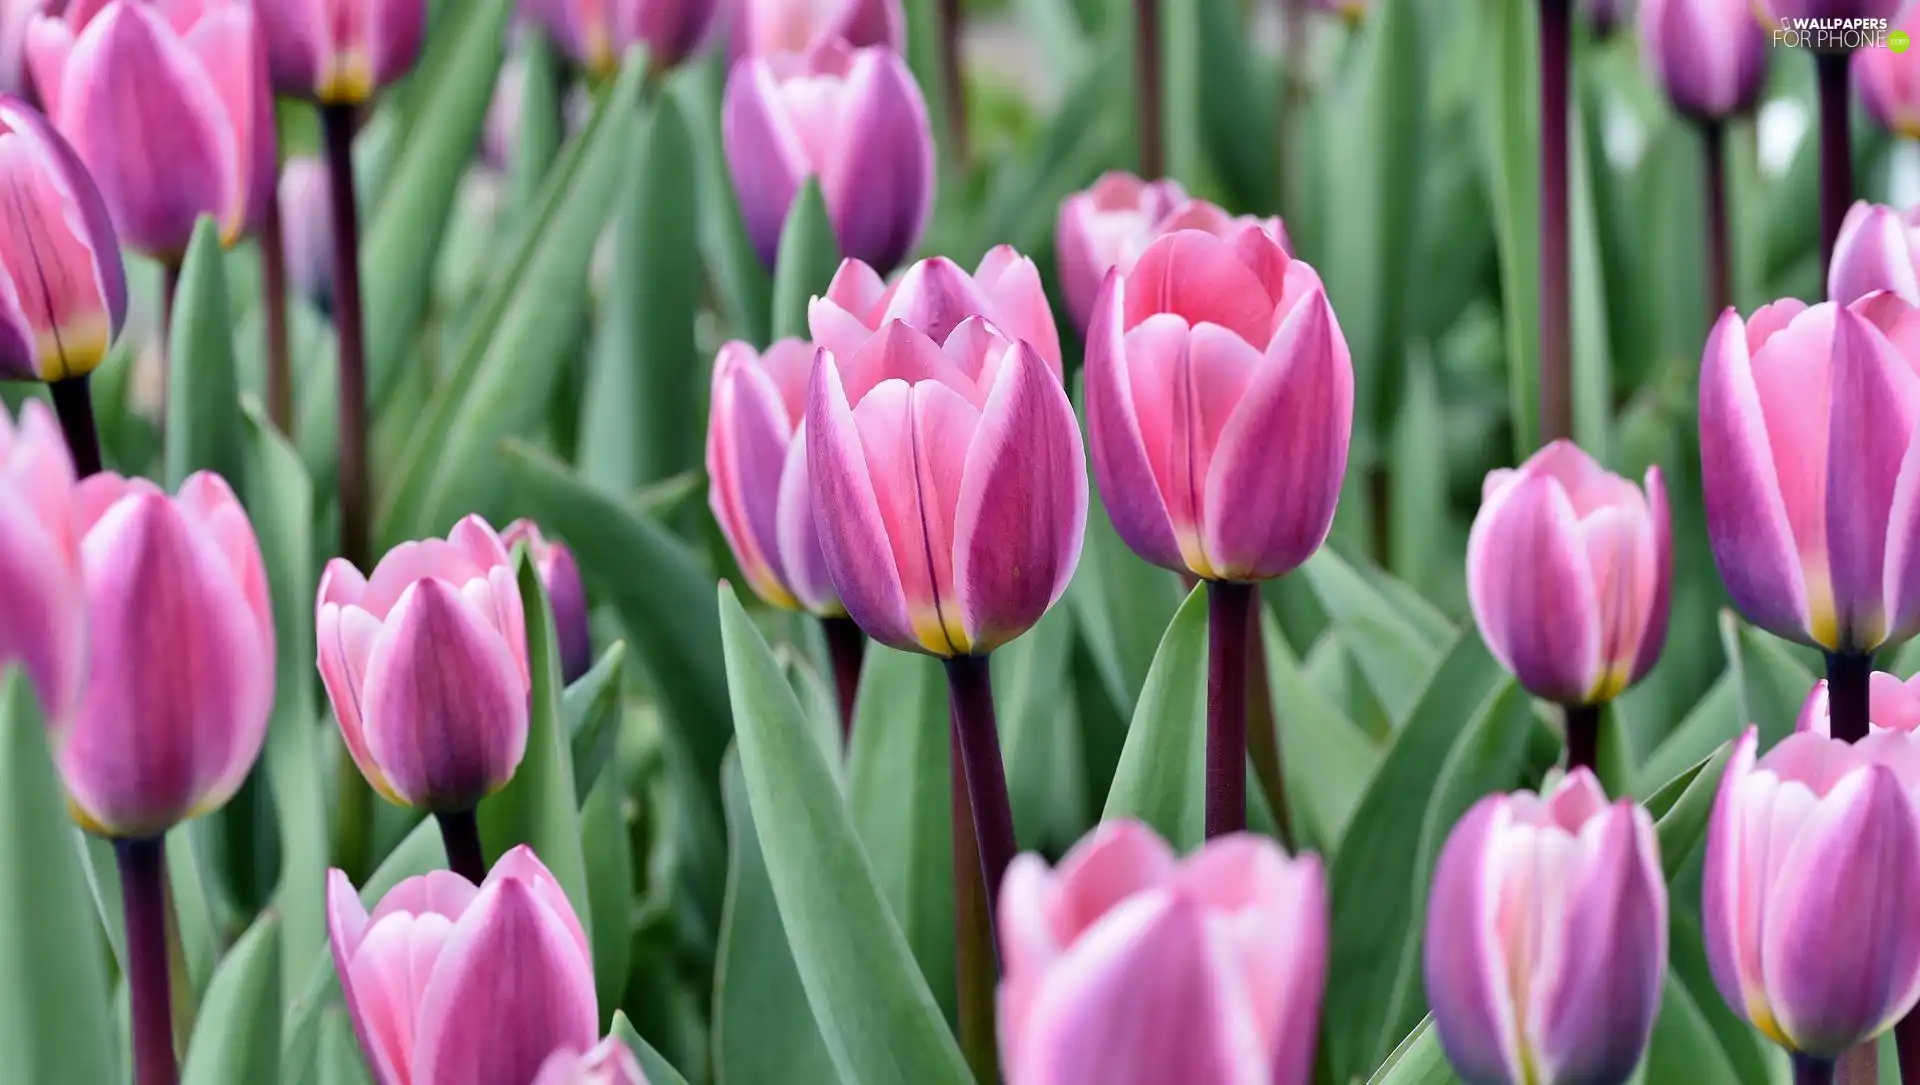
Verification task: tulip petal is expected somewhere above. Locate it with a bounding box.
[348,909,457,1083]
[708,345,802,610]
[488,845,592,968]
[1825,308,1920,650]
[328,870,406,1085]
[1084,272,1183,571]
[1702,729,1761,1031]
[1036,819,1178,949]
[773,423,839,614]
[1831,202,1920,306]
[368,870,479,925]
[1122,230,1273,346]
[1425,799,1525,1085]
[973,246,1062,377]
[881,257,995,351]
[181,2,274,237]
[1466,471,1601,704]
[0,482,80,724]
[821,47,931,275]
[721,57,805,268]
[806,352,916,650]
[1628,467,1673,682]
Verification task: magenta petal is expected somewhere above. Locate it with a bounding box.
[773,423,840,615]
[1084,272,1184,571]
[328,869,406,1085]
[805,351,915,650]
[721,57,805,269]
[1824,308,1920,651]
[1830,202,1920,306]
[1628,466,1673,683]
[0,478,81,725]
[1424,798,1523,1085]
[1881,400,1920,643]
[1466,472,1601,704]
[1702,729,1759,1024]
[821,47,931,276]
[707,343,801,610]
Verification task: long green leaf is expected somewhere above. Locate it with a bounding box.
[565,641,628,802]
[166,216,244,490]
[1102,585,1209,849]
[1480,0,1543,456]
[180,913,279,1085]
[770,178,841,343]
[1259,609,1382,855]
[1364,1017,1458,1085]
[1301,550,1446,723]
[579,772,632,1026]
[674,55,771,346]
[612,1011,691,1085]
[996,606,1082,851]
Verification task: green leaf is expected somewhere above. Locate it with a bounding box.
[716,584,971,1085]
[1670,903,1775,1085]
[1301,550,1446,723]
[1635,672,1739,797]
[166,216,244,490]
[612,1011,690,1085]
[1723,614,1818,746]
[771,178,841,342]
[673,55,770,347]
[564,641,627,801]
[1364,1017,1459,1085]
[1102,585,1209,849]
[996,606,1082,851]
[317,1008,373,1085]
[0,670,117,1084]
[1259,609,1382,854]
[1065,484,1185,719]
[579,772,632,1027]
[1640,971,1743,1085]
[1650,743,1732,881]
[1193,0,1277,211]
[508,32,565,217]
[1479,0,1543,456]
[181,912,279,1085]
[1388,351,1446,593]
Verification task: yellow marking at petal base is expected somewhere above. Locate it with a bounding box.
[1748,996,1792,1049]
[1585,662,1633,706]
[317,56,375,106]
[911,605,972,658]
[585,32,617,80]
[36,317,111,381]
[1175,529,1220,582]
[742,563,802,613]
[66,795,114,837]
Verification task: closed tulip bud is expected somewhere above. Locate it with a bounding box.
[0,400,80,724]
[1704,727,1920,1055]
[1700,294,1920,654]
[329,845,599,1085]
[255,0,425,104]
[0,95,125,380]
[316,515,532,812]
[27,0,275,263]
[706,338,841,617]
[1637,0,1767,121]
[1085,227,1353,583]
[809,249,1062,379]
[501,519,592,685]
[532,1037,649,1085]
[1466,440,1671,706]
[526,0,718,77]
[64,471,274,837]
[1798,672,1920,734]
[1829,201,1920,307]
[731,0,903,57]
[279,155,333,310]
[998,820,1327,1085]
[724,39,932,275]
[1425,770,1666,1085]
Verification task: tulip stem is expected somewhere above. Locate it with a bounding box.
[259,178,294,435]
[116,837,178,1085]
[1134,0,1164,179]
[1206,581,1254,838]
[158,264,179,432]
[1817,52,1854,280]
[1795,1053,1837,1085]
[1895,1012,1920,1085]
[1564,703,1601,774]
[1537,0,1573,445]
[1826,651,1874,744]
[944,653,1016,931]
[322,103,372,572]
[434,808,489,885]
[949,727,999,1085]
[821,616,865,742]
[1701,119,1731,322]
[49,376,103,478]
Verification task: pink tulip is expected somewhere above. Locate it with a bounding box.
[27,0,276,263]
[0,400,81,724]
[531,1037,648,1085]
[501,518,593,685]
[1637,0,1768,121]
[0,95,125,380]
[524,0,717,76]
[1425,770,1666,1085]
[723,39,932,275]
[1829,201,1920,307]
[810,249,1062,381]
[0,0,43,97]
[730,0,903,57]
[316,515,532,812]
[1704,727,1920,1055]
[706,337,841,617]
[1084,227,1353,583]
[997,820,1326,1085]
[254,0,425,104]
[62,471,273,837]
[1760,0,1904,23]
[328,845,599,1085]
[1699,293,1920,653]
[279,154,333,309]
[1466,440,1671,706]
[1859,12,1920,136]
[1798,672,1920,734]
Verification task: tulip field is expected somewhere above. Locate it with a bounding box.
[11,0,1920,1082]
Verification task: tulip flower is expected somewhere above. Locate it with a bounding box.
[278,155,333,310]
[525,0,717,77]
[1466,440,1671,707]
[1759,0,1903,21]
[532,1038,648,1085]
[998,819,1327,1085]
[315,514,531,814]
[27,0,276,262]
[724,39,933,274]
[1425,769,1667,1085]
[1798,671,1920,735]
[329,846,599,1085]
[1829,201,1920,307]
[502,518,593,685]
[0,95,125,382]
[731,0,902,57]
[254,0,426,104]
[0,0,42,98]
[811,249,1062,381]
[1703,727,1920,1057]
[1637,0,1768,121]
[0,400,81,723]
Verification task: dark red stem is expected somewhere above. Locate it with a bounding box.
[322,103,371,571]
[116,837,178,1085]
[1817,52,1853,282]
[1564,702,1601,774]
[822,616,865,741]
[944,653,1015,929]
[1826,651,1873,744]
[49,376,102,477]
[1135,0,1164,178]
[1206,580,1254,838]
[1538,0,1572,444]
[434,808,488,885]
[260,179,294,434]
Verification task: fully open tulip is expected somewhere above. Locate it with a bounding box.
[1425,770,1666,1085]
[0,95,125,381]
[316,515,532,812]
[1466,440,1671,706]
[707,338,840,617]
[0,400,80,723]
[1798,671,1920,734]
[531,1038,648,1085]
[502,518,592,685]
[524,0,716,76]
[63,471,273,837]
[731,0,902,57]
[998,819,1327,1085]
[1084,227,1353,583]
[1704,727,1920,1055]
[329,846,598,1085]
[724,39,932,274]
[1637,0,1767,121]
[810,249,1062,379]
[254,0,425,103]
[1829,201,1920,306]
[27,0,275,262]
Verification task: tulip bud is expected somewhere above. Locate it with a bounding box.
[998,820,1327,1085]
[329,845,599,1085]
[1858,16,1920,137]
[0,95,125,380]
[1084,227,1353,583]
[731,0,903,57]
[1829,201,1920,307]
[315,515,532,812]
[255,0,426,104]
[532,1037,649,1085]
[1466,440,1671,706]
[724,39,933,275]
[27,0,276,263]
[62,472,274,837]
[1704,727,1920,1056]
[706,338,842,618]
[525,0,718,77]
[1424,770,1666,1085]
[278,155,333,311]
[1637,0,1767,121]
[501,518,593,685]
[1699,294,1920,654]
[0,400,81,724]
[809,249,1062,380]
[1797,671,1920,734]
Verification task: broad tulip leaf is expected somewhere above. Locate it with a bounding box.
[1388,351,1448,595]
[1634,672,1739,797]
[1640,971,1743,1085]
[612,1011,691,1085]
[180,912,279,1085]
[1651,742,1732,880]
[1194,0,1277,211]
[1669,904,1774,1085]
[1724,616,1818,748]
[1065,483,1185,719]
[166,216,244,491]
[996,606,1083,851]
[579,772,632,1026]
[1479,0,1543,456]
[317,1007,374,1085]
[1102,585,1209,849]
[565,640,628,802]
[1301,549,1446,723]
[1364,1017,1458,1085]
[675,55,771,347]
[771,178,841,342]
[508,32,565,217]
[1259,609,1383,855]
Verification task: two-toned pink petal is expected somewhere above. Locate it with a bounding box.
[721,56,806,269]
[1084,272,1184,572]
[707,341,804,611]
[1424,799,1524,1085]
[1629,467,1673,682]
[1467,472,1600,704]
[817,44,930,276]
[1831,201,1920,307]
[1824,307,1920,651]
[805,352,915,651]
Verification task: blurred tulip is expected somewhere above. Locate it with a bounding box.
[329,845,599,1085]
[255,0,426,104]
[27,0,276,262]
[531,1037,648,1085]
[706,338,841,617]
[1637,0,1767,121]
[1084,227,1353,583]
[0,400,80,723]
[316,515,532,812]
[724,39,932,274]
[62,471,273,837]
[0,95,125,380]
[0,0,43,97]
[1759,0,1903,22]
[1704,727,1920,1056]
[1858,12,1920,136]
[1797,671,1920,733]
[731,0,902,56]
[279,155,333,310]
[1829,201,1920,306]
[810,249,1061,378]
[525,0,717,76]
[501,518,593,685]
[1466,440,1671,706]
[997,819,1326,1085]
[1425,770,1666,1085]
